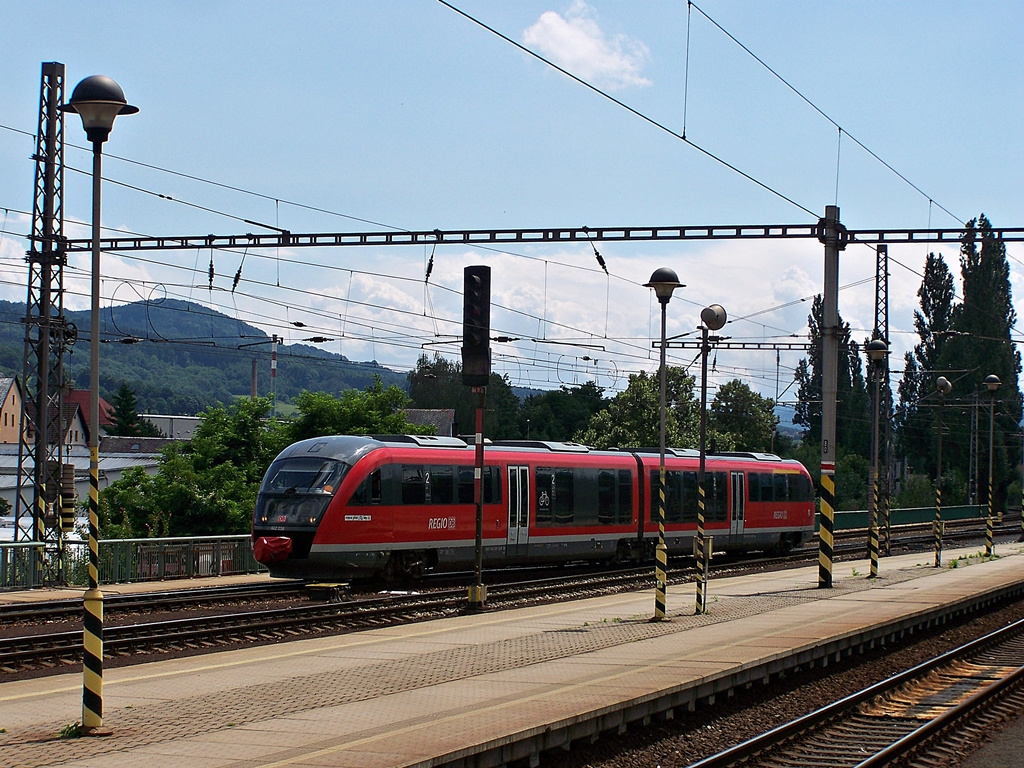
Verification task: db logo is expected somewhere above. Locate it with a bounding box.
[428,517,457,530]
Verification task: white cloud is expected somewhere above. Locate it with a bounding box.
[524,2,651,91]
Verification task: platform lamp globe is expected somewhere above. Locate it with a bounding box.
[934,376,952,567]
[984,374,1001,557]
[644,267,682,621]
[62,74,137,736]
[865,339,888,578]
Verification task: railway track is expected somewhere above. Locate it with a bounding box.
[0,568,658,672]
[0,579,306,625]
[688,616,1024,768]
[1,520,1016,674]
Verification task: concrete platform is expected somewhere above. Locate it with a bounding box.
[0,571,275,605]
[2,543,1023,768]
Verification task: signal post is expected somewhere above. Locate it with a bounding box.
[463,265,491,609]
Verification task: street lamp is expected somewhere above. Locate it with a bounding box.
[865,339,888,578]
[984,374,1001,557]
[644,267,682,621]
[934,376,952,567]
[62,74,137,737]
[696,303,726,614]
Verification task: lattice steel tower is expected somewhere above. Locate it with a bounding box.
[15,62,76,585]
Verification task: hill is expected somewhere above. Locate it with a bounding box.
[0,299,407,415]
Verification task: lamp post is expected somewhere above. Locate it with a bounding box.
[62,75,137,736]
[865,339,888,578]
[934,376,952,567]
[644,268,682,621]
[985,374,1001,557]
[696,304,726,614]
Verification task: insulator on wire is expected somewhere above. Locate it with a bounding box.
[208,256,215,290]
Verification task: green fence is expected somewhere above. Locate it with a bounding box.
[0,535,266,590]
[826,505,1009,531]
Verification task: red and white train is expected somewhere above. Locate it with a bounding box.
[252,434,816,581]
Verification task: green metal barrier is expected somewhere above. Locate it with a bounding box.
[1,534,266,590]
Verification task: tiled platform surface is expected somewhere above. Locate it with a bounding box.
[3,544,1023,768]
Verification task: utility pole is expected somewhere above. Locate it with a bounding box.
[16,62,75,585]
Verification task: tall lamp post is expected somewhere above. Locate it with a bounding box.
[62,75,137,736]
[934,376,952,567]
[865,339,888,579]
[984,374,1001,557]
[644,268,682,621]
[696,304,726,614]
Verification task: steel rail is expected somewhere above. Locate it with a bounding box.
[685,616,1024,768]
[0,580,304,624]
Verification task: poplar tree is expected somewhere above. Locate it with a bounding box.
[937,215,1022,507]
[894,253,955,477]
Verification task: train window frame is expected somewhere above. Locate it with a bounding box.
[429,465,455,505]
[401,465,428,505]
[349,468,382,505]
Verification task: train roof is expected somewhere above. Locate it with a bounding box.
[272,435,804,469]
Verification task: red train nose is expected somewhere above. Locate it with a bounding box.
[254,536,293,563]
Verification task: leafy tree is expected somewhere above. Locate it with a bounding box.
[107,381,162,437]
[407,354,522,439]
[288,377,430,442]
[519,382,607,442]
[575,368,699,449]
[710,379,777,452]
[99,396,287,537]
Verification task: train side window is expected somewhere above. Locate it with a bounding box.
[455,465,501,504]
[536,467,553,525]
[430,465,454,504]
[773,473,789,502]
[350,469,382,505]
[484,466,501,504]
[401,465,428,504]
[598,470,616,524]
[708,472,728,521]
[554,468,574,524]
[789,473,813,502]
[618,469,633,524]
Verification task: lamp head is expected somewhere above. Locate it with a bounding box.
[866,339,888,363]
[700,304,727,331]
[936,376,952,397]
[644,267,683,305]
[985,374,1002,393]
[61,75,138,144]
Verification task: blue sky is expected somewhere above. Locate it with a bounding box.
[0,1,1022,401]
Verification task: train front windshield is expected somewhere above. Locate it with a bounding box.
[255,457,349,527]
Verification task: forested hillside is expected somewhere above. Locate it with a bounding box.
[0,299,406,415]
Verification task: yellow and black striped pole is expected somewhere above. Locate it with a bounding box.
[644,268,681,622]
[655,468,667,620]
[83,448,104,732]
[696,484,707,613]
[868,471,879,579]
[818,469,835,588]
[934,377,950,567]
[984,375,1000,558]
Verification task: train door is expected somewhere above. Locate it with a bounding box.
[730,471,745,539]
[506,466,530,557]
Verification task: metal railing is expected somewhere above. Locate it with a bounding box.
[0,535,266,590]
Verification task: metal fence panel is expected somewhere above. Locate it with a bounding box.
[1,535,265,590]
